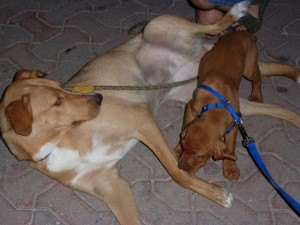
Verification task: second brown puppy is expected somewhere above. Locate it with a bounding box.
[175,31,262,180]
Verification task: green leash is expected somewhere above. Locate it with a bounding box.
[64,76,198,93]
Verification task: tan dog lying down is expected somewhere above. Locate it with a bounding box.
[1,4,300,225]
[175,30,300,181]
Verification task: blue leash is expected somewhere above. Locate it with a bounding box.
[198,84,300,215]
[239,125,300,216]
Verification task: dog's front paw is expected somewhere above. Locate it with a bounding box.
[208,185,234,208]
[223,160,240,181]
[229,1,250,21]
[223,191,234,208]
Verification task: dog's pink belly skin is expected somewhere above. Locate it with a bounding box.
[136,43,205,103]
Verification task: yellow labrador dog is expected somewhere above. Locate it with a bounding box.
[1,2,300,225]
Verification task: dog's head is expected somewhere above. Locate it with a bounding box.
[178,117,237,174]
[0,70,102,161]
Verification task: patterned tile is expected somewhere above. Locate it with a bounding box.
[0,0,299,224]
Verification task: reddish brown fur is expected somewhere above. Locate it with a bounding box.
[176,31,262,180]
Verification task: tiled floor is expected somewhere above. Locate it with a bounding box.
[0,0,299,224]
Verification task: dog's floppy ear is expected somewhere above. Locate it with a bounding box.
[13,70,47,81]
[212,140,237,161]
[180,128,187,139]
[5,95,33,136]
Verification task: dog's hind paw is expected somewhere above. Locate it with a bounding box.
[229,1,250,21]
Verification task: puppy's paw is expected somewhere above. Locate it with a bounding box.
[229,1,250,21]
[248,94,263,103]
[223,160,240,181]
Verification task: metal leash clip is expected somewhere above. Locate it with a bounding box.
[235,116,244,125]
[238,124,254,147]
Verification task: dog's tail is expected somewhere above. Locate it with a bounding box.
[240,98,300,128]
[258,61,300,83]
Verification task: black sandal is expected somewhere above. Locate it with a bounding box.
[237,0,269,34]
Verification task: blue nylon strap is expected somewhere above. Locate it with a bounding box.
[239,121,300,215]
[225,123,237,134]
[198,84,243,127]
[245,141,300,215]
[200,102,227,115]
[198,84,227,102]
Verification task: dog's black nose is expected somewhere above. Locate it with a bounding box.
[93,93,103,106]
[178,161,190,171]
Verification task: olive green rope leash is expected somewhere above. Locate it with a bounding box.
[64,76,198,93]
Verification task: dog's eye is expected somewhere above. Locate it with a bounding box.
[196,155,205,160]
[54,96,62,106]
[191,149,197,156]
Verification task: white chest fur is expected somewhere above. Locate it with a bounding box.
[36,136,137,184]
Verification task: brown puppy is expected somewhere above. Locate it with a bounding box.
[175,30,296,180]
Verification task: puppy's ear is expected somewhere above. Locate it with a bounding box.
[13,70,47,81]
[180,128,187,139]
[212,140,237,161]
[5,95,33,136]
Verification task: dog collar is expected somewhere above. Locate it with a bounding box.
[197,84,243,134]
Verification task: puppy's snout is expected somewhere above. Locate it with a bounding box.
[93,93,103,106]
[178,160,191,171]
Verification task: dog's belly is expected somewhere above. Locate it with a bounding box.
[137,43,205,103]
[137,43,203,83]
[37,138,138,184]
